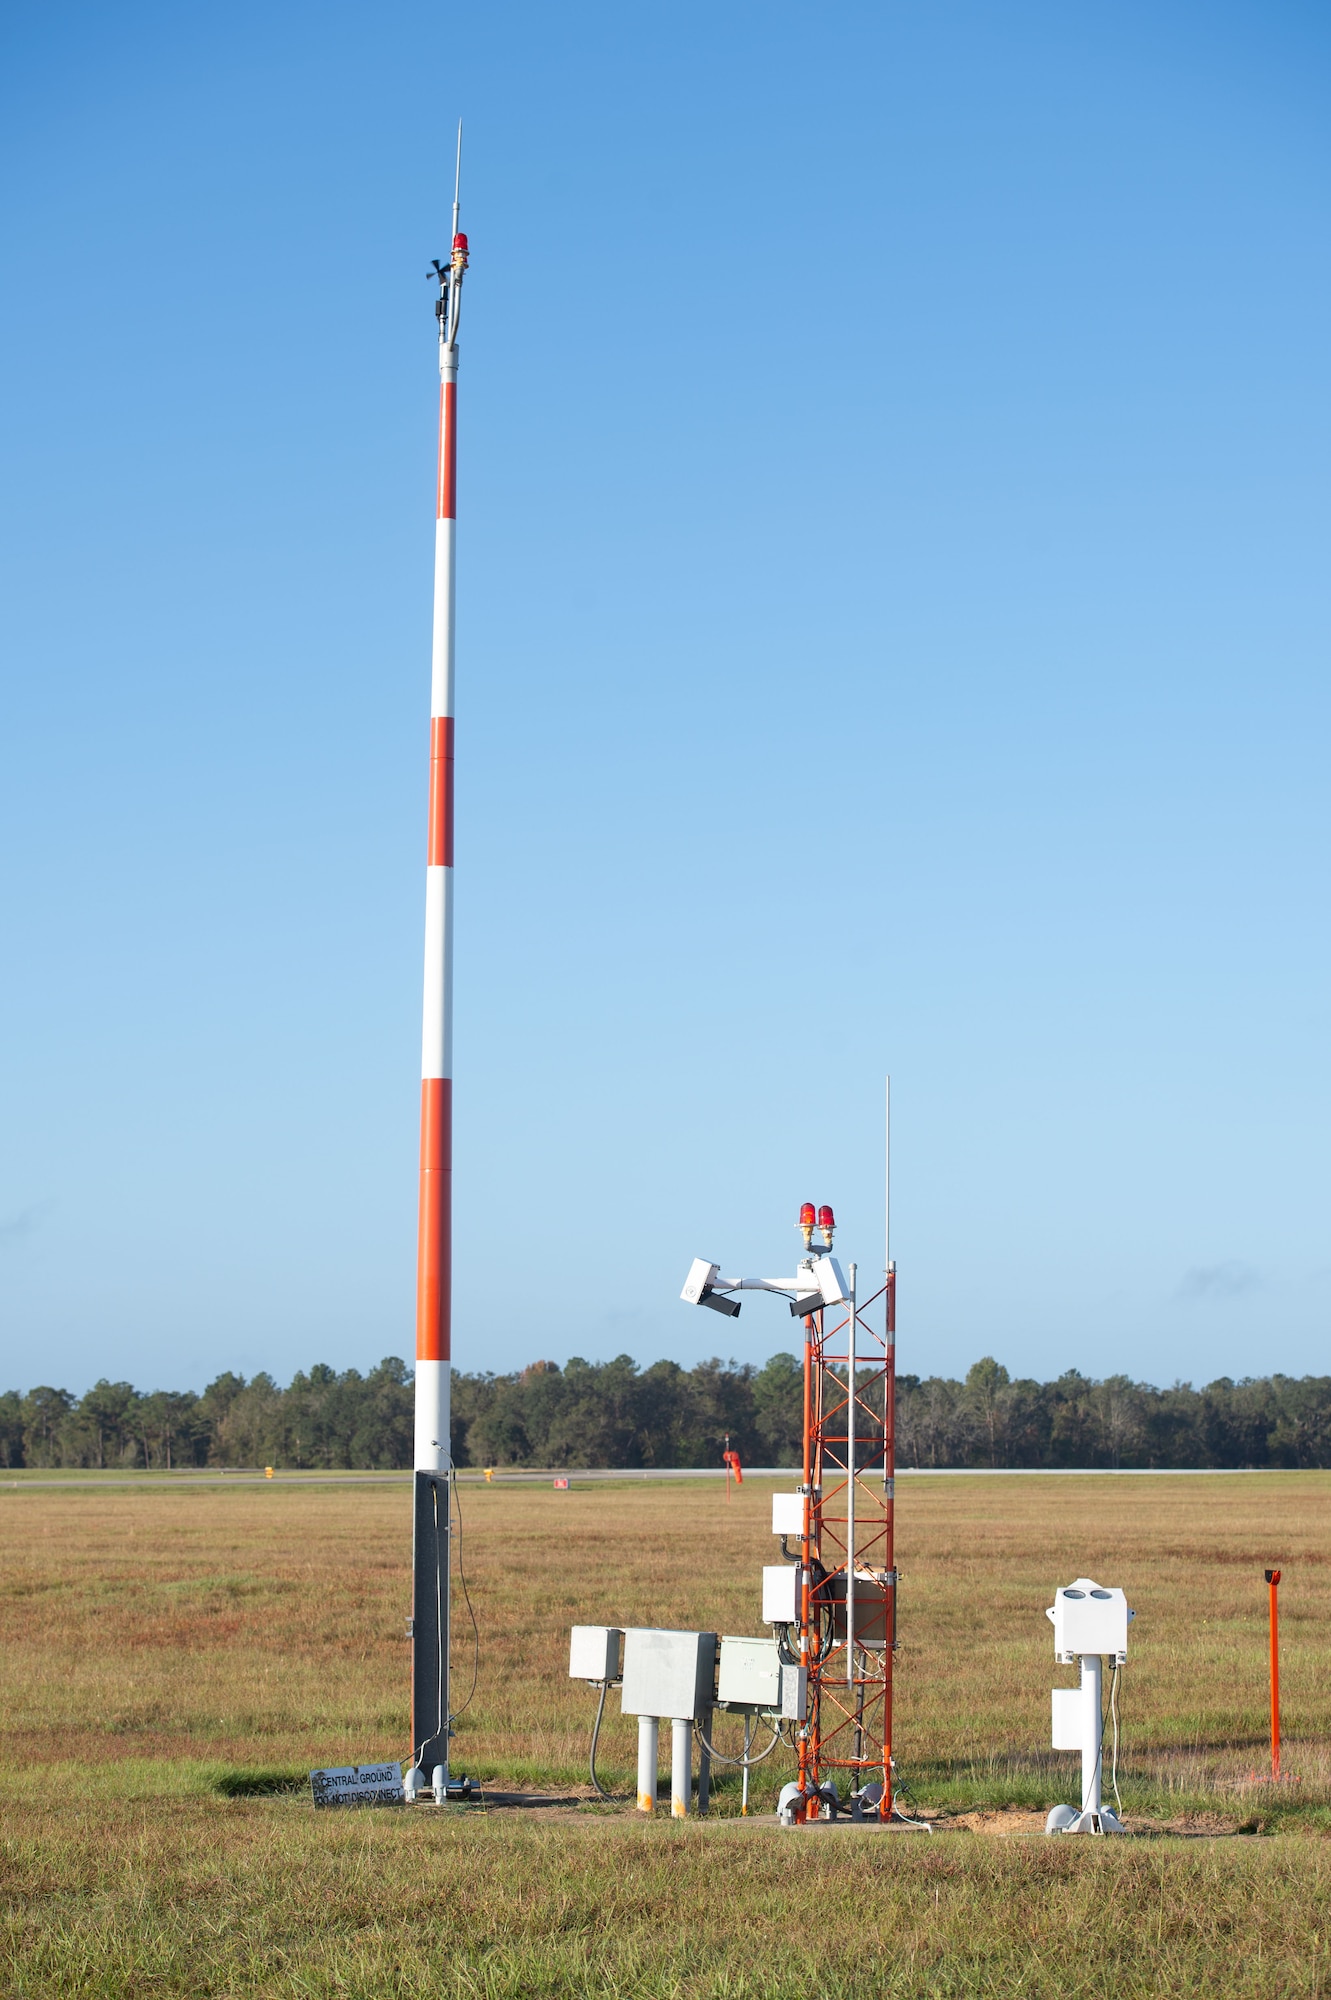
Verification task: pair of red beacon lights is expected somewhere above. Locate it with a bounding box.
[798,1201,835,1249]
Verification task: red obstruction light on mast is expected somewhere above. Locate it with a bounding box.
[799,1202,816,1249]
[818,1204,835,1245]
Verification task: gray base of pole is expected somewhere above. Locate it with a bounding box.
[410,1470,451,1784]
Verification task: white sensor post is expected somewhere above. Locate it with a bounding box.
[1044,1577,1133,1835]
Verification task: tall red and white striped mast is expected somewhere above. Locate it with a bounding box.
[406,127,469,1804]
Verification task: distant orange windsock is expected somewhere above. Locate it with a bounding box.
[722,1448,743,1486]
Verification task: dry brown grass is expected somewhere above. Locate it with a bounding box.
[2,1472,1330,1996]
[2,1471,1327,1804]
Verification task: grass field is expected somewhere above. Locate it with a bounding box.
[3,1471,1329,1995]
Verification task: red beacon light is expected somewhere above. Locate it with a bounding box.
[799,1201,816,1250]
[451,232,469,272]
[817,1204,835,1246]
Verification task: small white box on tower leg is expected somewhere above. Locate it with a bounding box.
[762,1565,799,1624]
[771,1492,805,1537]
[781,1662,808,1721]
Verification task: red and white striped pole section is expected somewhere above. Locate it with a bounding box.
[409,156,468,1795]
[415,237,466,1476]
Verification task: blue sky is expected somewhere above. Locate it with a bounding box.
[2,0,1328,1395]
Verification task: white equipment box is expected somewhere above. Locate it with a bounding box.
[762,1564,799,1624]
[568,1625,624,1683]
[1051,1687,1083,1751]
[812,1254,850,1306]
[680,1258,721,1305]
[619,1628,716,1720]
[780,1662,808,1722]
[1047,1578,1132,1662]
[771,1492,805,1537]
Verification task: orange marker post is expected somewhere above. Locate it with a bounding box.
[1265,1568,1281,1779]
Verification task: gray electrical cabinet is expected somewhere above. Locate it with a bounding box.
[619,1628,717,1721]
[717,1634,782,1711]
[716,1633,806,1721]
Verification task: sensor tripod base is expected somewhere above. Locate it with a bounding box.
[1045,1804,1126,1835]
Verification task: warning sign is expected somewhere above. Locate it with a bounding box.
[309,1762,403,1808]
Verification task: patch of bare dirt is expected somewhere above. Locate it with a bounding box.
[934,1806,1257,1838]
[941,1809,1049,1836]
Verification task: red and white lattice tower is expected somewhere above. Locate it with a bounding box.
[409,138,469,1792]
[793,1087,898,1820]
[681,1081,900,1822]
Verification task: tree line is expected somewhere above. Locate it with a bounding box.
[4,1353,1331,1471]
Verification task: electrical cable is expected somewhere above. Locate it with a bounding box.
[884,1759,930,1826]
[435,1482,445,1739]
[439,261,463,348]
[1109,1662,1123,1818]
[588,1680,612,1798]
[693,1714,785,1768]
[449,1464,480,1721]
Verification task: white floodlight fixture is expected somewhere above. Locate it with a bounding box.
[1044,1577,1134,1837]
[680,1258,742,1318]
[679,1252,850,1320]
